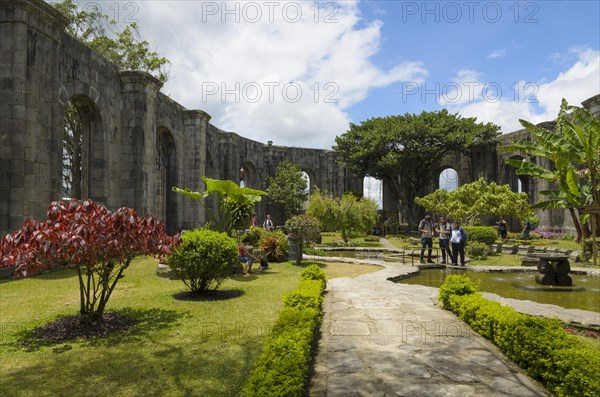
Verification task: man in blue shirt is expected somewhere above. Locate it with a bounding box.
[449,220,467,266]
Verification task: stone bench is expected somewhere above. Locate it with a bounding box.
[501,244,518,255]
[521,256,540,267]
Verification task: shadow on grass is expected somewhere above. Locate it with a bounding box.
[1,335,259,397]
[17,307,188,351]
[0,266,79,284]
[172,289,245,301]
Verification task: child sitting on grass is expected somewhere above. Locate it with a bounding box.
[239,237,260,276]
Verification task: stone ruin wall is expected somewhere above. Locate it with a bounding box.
[1,0,598,236]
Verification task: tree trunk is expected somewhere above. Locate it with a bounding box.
[569,208,584,242]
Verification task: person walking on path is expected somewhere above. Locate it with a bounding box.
[450,220,467,266]
[522,219,533,240]
[435,215,451,264]
[418,215,435,264]
[498,219,508,241]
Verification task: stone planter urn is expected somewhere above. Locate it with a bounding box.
[529,253,572,286]
[287,236,301,261]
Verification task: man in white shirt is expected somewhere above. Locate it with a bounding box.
[263,214,274,231]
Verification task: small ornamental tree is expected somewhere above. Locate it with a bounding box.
[415,178,532,225]
[307,190,379,242]
[285,214,321,265]
[0,199,178,323]
[266,159,309,220]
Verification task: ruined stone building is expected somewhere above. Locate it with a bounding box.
[1,0,599,237]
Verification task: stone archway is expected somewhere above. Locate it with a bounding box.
[157,128,178,234]
[61,95,106,202]
[505,155,530,198]
[240,161,256,188]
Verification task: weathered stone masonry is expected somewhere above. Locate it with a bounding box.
[1,0,599,237]
[0,0,363,235]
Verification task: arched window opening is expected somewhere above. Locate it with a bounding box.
[517,177,524,193]
[157,128,177,234]
[62,100,83,199]
[301,171,310,194]
[240,162,256,188]
[363,176,383,210]
[61,95,104,202]
[439,168,458,191]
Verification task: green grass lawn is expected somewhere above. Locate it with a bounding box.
[0,257,377,397]
[320,232,383,247]
[468,254,524,267]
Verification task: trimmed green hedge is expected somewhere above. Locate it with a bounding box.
[243,264,326,396]
[439,275,600,397]
[463,226,497,245]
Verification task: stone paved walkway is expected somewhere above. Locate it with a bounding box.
[307,236,600,396]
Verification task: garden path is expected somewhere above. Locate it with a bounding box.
[309,238,554,397]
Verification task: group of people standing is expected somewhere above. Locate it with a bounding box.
[250,214,275,231]
[418,215,467,266]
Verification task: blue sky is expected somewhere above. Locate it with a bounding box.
[350,0,600,122]
[97,0,600,149]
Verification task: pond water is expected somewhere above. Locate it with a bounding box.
[398,268,600,312]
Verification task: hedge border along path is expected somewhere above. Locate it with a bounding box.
[438,274,600,397]
[242,264,326,396]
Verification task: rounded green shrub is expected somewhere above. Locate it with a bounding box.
[245,226,265,246]
[438,274,478,309]
[466,241,489,260]
[166,228,238,293]
[463,226,497,245]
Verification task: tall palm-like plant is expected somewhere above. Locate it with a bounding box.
[173,177,266,235]
[500,99,600,241]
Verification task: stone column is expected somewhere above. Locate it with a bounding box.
[182,109,211,230]
[582,94,600,117]
[118,71,163,215]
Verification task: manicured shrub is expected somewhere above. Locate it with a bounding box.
[440,277,600,397]
[437,274,478,309]
[300,264,326,289]
[463,226,497,245]
[243,266,326,397]
[245,226,265,246]
[466,241,489,260]
[167,228,238,293]
[283,279,324,312]
[364,235,380,242]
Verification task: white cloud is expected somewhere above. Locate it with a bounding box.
[442,49,600,133]
[488,49,507,59]
[136,1,427,149]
